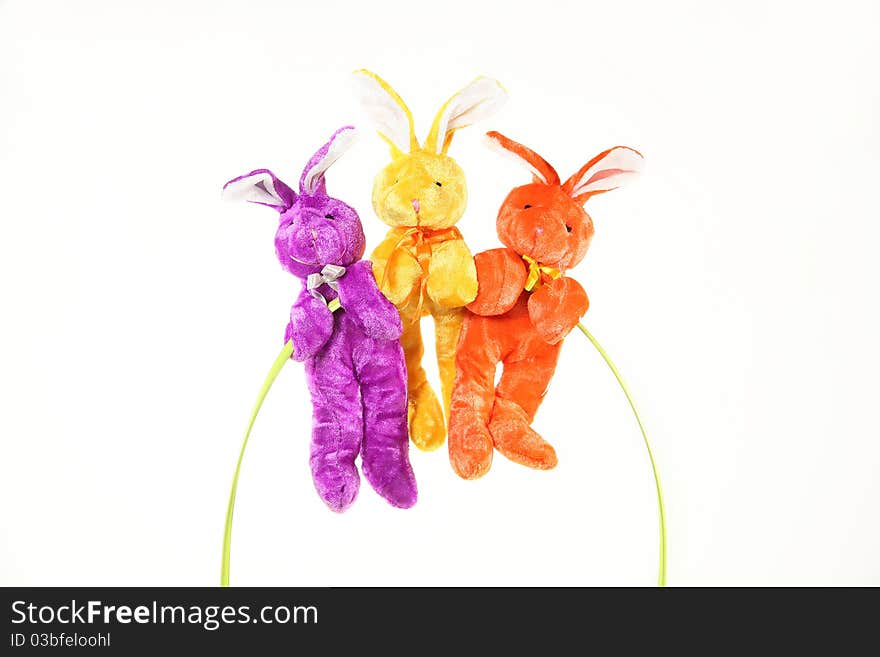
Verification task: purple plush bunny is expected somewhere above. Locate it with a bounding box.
[222,126,417,513]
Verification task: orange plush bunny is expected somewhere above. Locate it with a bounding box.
[448,131,643,479]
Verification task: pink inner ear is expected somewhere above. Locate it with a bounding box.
[300,126,357,196]
[584,168,627,186]
[563,146,643,198]
[484,131,560,185]
[222,169,295,210]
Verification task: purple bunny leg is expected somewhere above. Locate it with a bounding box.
[304,333,363,513]
[355,338,417,509]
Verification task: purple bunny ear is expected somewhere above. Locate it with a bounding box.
[222,169,296,211]
[299,126,358,196]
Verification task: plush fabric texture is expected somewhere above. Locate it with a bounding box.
[448,131,642,479]
[353,69,507,451]
[223,126,416,512]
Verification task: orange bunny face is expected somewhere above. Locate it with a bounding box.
[497,183,593,270]
[487,131,643,272]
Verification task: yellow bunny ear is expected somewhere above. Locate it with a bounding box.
[425,76,507,154]
[351,69,419,158]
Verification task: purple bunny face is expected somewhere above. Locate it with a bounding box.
[222,126,363,280]
[274,195,365,278]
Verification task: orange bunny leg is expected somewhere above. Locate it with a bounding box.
[432,305,464,421]
[400,305,445,451]
[448,314,501,479]
[489,344,562,470]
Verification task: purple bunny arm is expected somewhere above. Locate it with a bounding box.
[285,288,334,362]
[336,261,403,341]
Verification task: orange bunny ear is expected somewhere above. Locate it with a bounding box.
[562,146,643,203]
[485,131,560,185]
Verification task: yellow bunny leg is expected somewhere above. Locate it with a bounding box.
[399,305,446,451]
[432,306,464,422]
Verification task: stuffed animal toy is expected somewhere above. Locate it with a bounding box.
[351,69,507,451]
[221,126,417,516]
[448,131,644,479]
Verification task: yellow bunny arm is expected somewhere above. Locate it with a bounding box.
[371,234,422,306]
[426,237,478,307]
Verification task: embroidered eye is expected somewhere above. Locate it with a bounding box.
[565,224,573,233]
[524,204,532,209]
[435,181,442,187]
[325,214,335,220]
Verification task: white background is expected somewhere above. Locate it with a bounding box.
[1,0,878,586]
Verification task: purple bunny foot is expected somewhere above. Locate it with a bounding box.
[222,126,416,512]
[305,349,363,512]
[356,337,417,508]
[310,460,361,513]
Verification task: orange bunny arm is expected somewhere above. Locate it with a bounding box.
[527,277,589,344]
[466,248,528,316]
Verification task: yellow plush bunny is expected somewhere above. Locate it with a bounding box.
[353,69,507,450]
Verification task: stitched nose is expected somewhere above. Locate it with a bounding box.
[411,199,420,214]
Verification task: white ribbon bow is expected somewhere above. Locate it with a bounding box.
[307,264,346,307]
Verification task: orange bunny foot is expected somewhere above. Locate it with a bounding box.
[488,398,558,470]
[448,413,494,479]
[408,381,446,451]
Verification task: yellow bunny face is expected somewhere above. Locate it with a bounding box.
[371,149,466,229]
[353,69,506,229]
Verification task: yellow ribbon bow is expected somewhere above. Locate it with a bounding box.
[522,254,562,291]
